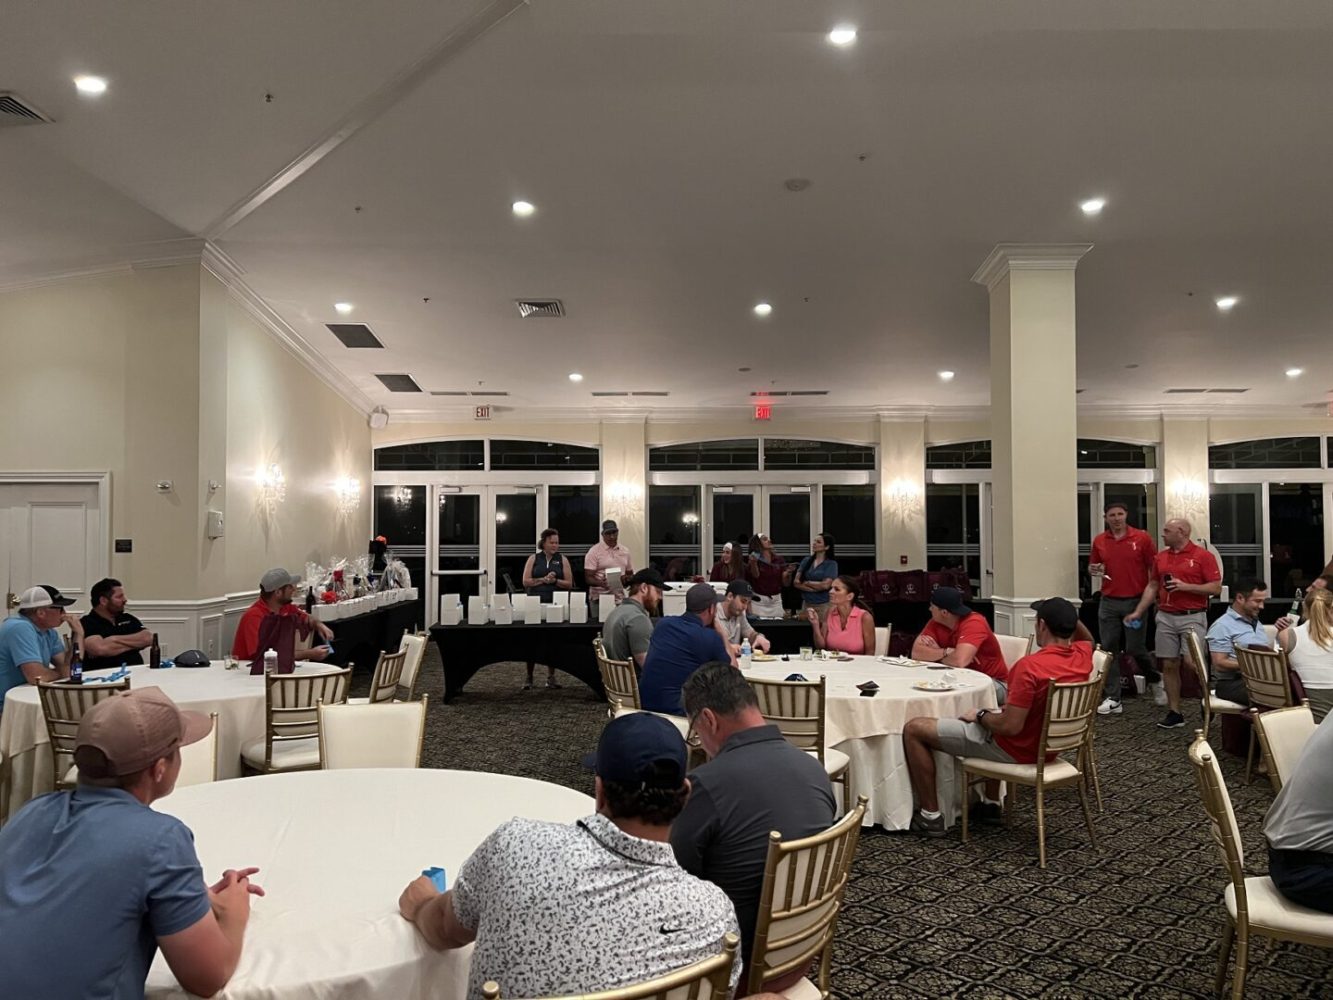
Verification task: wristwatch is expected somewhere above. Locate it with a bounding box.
[974,709,990,728]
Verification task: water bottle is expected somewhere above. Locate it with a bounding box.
[1290,588,1304,619]
[263,648,278,675]
[740,638,752,670]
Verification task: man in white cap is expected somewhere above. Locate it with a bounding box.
[0,687,264,997]
[584,520,635,603]
[0,585,81,710]
[231,567,334,664]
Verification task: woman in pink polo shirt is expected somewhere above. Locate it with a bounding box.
[807,576,874,655]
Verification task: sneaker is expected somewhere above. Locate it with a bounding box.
[1150,682,1168,707]
[1157,710,1186,729]
[969,801,1004,825]
[1097,698,1123,716]
[909,811,947,838]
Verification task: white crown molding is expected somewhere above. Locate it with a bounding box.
[381,403,994,425]
[971,243,1094,291]
[0,237,209,294]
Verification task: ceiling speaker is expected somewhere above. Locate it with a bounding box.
[368,407,389,430]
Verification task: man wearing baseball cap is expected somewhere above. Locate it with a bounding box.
[640,583,735,715]
[0,585,81,709]
[230,567,334,664]
[601,568,665,667]
[584,520,635,603]
[712,579,771,656]
[912,585,1010,701]
[0,688,263,997]
[903,597,1094,837]
[398,713,739,997]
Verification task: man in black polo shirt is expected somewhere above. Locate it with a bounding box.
[80,578,153,672]
[671,662,835,973]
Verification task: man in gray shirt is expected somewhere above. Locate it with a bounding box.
[1263,708,1333,912]
[712,580,771,655]
[601,569,663,667]
[671,662,836,976]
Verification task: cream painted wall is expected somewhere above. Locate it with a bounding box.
[1162,418,1210,537]
[879,419,926,567]
[220,282,371,594]
[599,419,647,567]
[1210,417,1333,443]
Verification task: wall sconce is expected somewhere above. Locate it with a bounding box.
[1168,478,1208,524]
[605,480,645,524]
[332,477,360,517]
[256,464,286,513]
[884,478,924,519]
[495,511,509,524]
[681,512,700,527]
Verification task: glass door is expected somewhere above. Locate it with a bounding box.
[709,486,758,568]
[492,488,539,597]
[432,487,483,618]
[648,485,702,581]
[762,485,814,571]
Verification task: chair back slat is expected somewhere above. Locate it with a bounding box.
[367,649,408,703]
[1037,676,1100,758]
[38,679,132,788]
[1252,702,1316,792]
[1236,646,1293,710]
[594,637,642,712]
[1188,733,1248,895]
[747,798,866,995]
[749,676,827,759]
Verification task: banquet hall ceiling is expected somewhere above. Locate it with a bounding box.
[4,1,1333,418]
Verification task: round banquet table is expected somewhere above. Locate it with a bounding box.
[145,768,593,1000]
[0,663,328,822]
[743,655,999,830]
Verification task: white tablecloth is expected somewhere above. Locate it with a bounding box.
[0,663,326,821]
[744,656,998,829]
[145,768,593,1000]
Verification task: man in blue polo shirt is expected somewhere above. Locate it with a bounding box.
[0,585,78,709]
[640,584,733,715]
[1204,577,1272,706]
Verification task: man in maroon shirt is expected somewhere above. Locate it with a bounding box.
[1089,502,1160,715]
[231,568,334,666]
[1126,518,1222,729]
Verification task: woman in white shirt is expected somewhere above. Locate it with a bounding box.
[1279,587,1333,722]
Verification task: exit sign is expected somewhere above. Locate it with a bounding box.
[754,403,772,421]
[474,405,491,420]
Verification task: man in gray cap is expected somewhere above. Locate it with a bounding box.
[639,583,735,715]
[583,520,634,603]
[230,567,334,663]
[0,688,264,997]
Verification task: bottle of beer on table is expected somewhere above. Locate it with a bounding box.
[69,638,83,685]
[1290,587,1304,619]
[304,586,316,615]
[150,632,162,669]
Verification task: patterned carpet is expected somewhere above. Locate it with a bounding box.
[393,649,1332,999]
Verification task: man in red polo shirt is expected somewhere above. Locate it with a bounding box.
[1126,518,1221,730]
[231,568,334,666]
[1089,501,1160,715]
[903,597,1093,837]
[912,586,1009,702]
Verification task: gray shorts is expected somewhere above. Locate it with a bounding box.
[936,718,1016,764]
[1155,611,1206,659]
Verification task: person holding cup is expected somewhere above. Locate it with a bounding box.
[806,576,874,655]
[1089,501,1161,716]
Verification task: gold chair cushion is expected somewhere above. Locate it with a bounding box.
[240,736,321,770]
[776,976,821,1000]
[1227,878,1333,938]
[611,705,691,738]
[960,756,1081,785]
[1209,695,1248,712]
[819,747,850,778]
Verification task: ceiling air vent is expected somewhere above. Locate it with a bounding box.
[374,373,422,393]
[751,390,790,398]
[1164,388,1208,394]
[631,391,669,397]
[430,391,468,396]
[789,390,830,397]
[0,92,53,126]
[515,299,565,318]
[326,323,383,349]
[470,391,509,397]
[592,391,631,397]
[1206,388,1249,394]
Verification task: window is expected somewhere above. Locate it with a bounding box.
[1209,437,1322,470]
[548,485,601,586]
[763,439,874,470]
[1077,439,1156,469]
[489,440,599,471]
[648,486,701,581]
[925,484,980,588]
[822,485,876,576]
[374,441,484,471]
[649,439,759,471]
[374,486,427,546]
[926,441,991,470]
[1210,484,1264,587]
[1269,483,1325,598]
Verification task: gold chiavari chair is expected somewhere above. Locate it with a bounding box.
[240,668,351,774]
[959,675,1101,869]
[397,631,428,700]
[1184,629,1247,738]
[481,933,739,1000]
[1235,645,1294,784]
[319,695,428,769]
[1250,701,1315,794]
[748,675,849,811]
[38,678,131,789]
[352,648,409,705]
[176,711,219,786]
[1188,732,1333,1000]
[997,634,1029,670]
[593,637,689,738]
[746,797,868,998]
[1084,647,1111,811]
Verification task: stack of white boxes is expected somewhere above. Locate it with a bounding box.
[491,593,513,624]
[569,592,588,623]
[440,594,463,625]
[466,595,487,624]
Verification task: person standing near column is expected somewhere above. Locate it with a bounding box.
[1090,502,1161,715]
[1125,518,1222,730]
[584,520,634,603]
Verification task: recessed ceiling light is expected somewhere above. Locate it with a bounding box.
[1080,197,1106,216]
[938,370,955,381]
[1286,368,1304,378]
[753,302,773,318]
[512,200,536,217]
[1216,296,1239,311]
[568,372,583,382]
[334,302,354,315]
[827,25,857,46]
[74,75,107,95]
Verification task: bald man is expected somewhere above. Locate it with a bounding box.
[1126,518,1222,729]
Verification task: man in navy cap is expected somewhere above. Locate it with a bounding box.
[397,713,740,997]
[912,585,1010,702]
[640,583,735,715]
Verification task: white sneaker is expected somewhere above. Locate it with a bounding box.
[1097,698,1123,716]
[1150,682,1168,707]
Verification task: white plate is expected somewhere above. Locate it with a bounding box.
[912,680,958,692]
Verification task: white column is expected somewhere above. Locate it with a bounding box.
[599,418,648,568]
[1161,417,1210,539]
[878,417,926,569]
[972,243,1091,636]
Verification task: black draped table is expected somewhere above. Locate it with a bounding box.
[429,621,606,702]
[326,602,420,675]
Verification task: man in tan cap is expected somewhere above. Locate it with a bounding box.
[0,688,264,998]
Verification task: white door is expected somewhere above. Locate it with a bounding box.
[0,479,106,612]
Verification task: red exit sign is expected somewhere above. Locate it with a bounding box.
[754,403,772,421]
[474,405,491,420]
